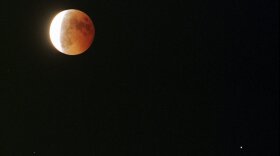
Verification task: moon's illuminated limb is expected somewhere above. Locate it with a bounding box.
[49,11,67,52]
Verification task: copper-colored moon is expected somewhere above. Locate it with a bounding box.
[49,9,95,55]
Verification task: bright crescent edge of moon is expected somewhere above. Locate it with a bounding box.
[49,10,67,53]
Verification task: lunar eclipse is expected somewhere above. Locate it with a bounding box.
[1,1,278,155]
[49,9,95,55]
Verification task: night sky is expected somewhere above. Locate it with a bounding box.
[0,0,279,155]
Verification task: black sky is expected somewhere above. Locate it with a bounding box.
[0,0,279,155]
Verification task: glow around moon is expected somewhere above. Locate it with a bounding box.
[49,9,95,55]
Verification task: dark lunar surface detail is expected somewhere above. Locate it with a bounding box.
[76,18,92,37]
[58,10,94,55]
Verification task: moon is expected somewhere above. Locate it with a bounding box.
[49,9,95,55]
